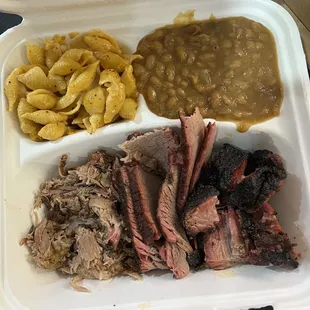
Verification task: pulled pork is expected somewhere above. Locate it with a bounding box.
[22,151,138,290]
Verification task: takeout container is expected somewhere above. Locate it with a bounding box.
[1,0,310,309]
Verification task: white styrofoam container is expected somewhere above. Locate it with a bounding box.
[1,0,310,309]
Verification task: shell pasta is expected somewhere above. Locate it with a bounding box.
[4,29,141,141]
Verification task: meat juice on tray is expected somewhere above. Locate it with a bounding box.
[22,108,298,291]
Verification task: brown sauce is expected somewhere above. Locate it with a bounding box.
[133,17,283,132]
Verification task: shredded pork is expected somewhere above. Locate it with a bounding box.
[22,151,138,291]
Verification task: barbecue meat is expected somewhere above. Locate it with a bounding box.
[202,143,248,192]
[22,116,298,286]
[183,185,220,236]
[160,241,190,279]
[22,219,73,270]
[157,152,193,254]
[133,238,167,273]
[115,166,167,272]
[226,149,286,213]
[127,164,162,243]
[204,207,248,270]
[187,234,205,268]
[245,150,286,176]
[226,165,286,213]
[189,122,216,193]
[120,128,178,175]
[157,152,192,278]
[237,203,298,268]
[22,152,137,283]
[89,197,123,250]
[177,108,206,211]
[63,227,125,280]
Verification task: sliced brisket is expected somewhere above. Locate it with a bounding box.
[202,143,248,192]
[187,234,205,268]
[183,185,220,236]
[245,150,286,176]
[204,207,248,270]
[157,152,193,254]
[189,122,216,193]
[120,128,178,175]
[177,108,205,211]
[237,203,298,268]
[115,166,167,272]
[225,165,286,213]
[160,241,190,279]
[127,164,162,243]
[133,237,167,272]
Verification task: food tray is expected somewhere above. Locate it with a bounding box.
[1,0,310,309]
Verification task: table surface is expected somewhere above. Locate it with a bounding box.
[274,0,310,73]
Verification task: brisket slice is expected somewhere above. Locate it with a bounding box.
[202,143,248,193]
[182,185,220,236]
[189,122,216,193]
[187,234,205,268]
[133,237,167,273]
[157,152,193,254]
[127,164,162,243]
[204,207,248,270]
[245,150,286,177]
[157,152,192,278]
[177,108,205,211]
[115,167,167,272]
[237,203,298,268]
[120,128,178,175]
[160,241,190,279]
[225,165,286,213]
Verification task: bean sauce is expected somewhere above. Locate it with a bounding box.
[134,17,283,132]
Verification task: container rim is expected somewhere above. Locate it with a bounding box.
[1,0,310,308]
[0,0,278,16]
